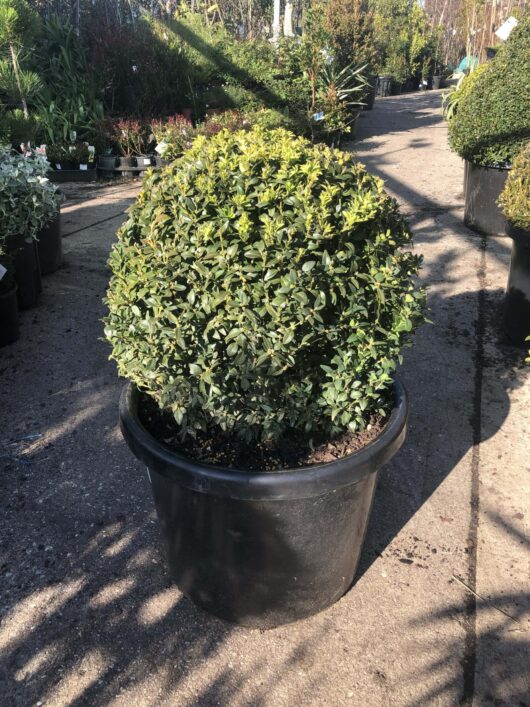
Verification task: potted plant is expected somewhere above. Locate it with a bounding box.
[46,142,72,170]
[448,15,530,235]
[105,128,426,628]
[114,119,149,174]
[0,146,60,308]
[0,250,19,347]
[150,114,194,166]
[498,141,530,346]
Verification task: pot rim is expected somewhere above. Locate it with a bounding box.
[506,221,530,244]
[465,159,511,172]
[119,377,408,500]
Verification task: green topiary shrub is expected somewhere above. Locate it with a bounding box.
[105,128,426,444]
[499,141,530,230]
[448,13,530,167]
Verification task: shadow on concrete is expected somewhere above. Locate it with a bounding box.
[406,513,529,706]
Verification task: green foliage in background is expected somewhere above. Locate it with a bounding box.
[105,127,426,444]
[448,14,530,167]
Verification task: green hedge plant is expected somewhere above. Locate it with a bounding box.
[448,14,530,167]
[499,141,530,231]
[105,128,426,445]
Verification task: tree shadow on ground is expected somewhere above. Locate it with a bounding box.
[405,512,529,706]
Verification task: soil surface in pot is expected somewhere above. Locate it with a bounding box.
[139,392,387,471]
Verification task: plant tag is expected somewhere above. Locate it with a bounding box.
[56,164,62,170]
[80,164,88,171]
[495,16,517,41]
[312,112,325,122]
[0,264,7,281]
[142,158,151,166]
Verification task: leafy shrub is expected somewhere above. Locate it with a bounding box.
[112,118,150,157]
[151,114,193,160]
[105,128,426,444]
[0,146,59,242]
[0,107,38,145]
[499,141,530,231]
[448,14,530,167]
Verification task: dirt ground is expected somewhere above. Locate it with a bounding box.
[0,91,528,707]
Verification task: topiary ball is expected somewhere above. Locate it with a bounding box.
[448,13,530,167]
[105,127,425,442]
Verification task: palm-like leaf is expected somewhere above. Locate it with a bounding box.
[319,61,369,108]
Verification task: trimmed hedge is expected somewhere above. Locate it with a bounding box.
[105,128,426,443]
[448,13,530,167]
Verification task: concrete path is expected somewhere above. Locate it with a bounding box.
[0,92,528,707]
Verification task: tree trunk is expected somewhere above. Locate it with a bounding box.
[283,0,294,37]
[272,0,281,44]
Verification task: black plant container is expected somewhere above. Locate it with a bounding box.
[0,286,20,347]
[502,223,530,347]
[135,154,153,171]
[363,76,377,110]
[464,161,509,236]
[98,155,118,179]
[433,75,442,90]
[120,379,408,628]
[37,209,62,276]
[12,237,42,310]
[377,76,392,97]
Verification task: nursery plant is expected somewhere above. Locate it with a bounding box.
[448,14,530,168]
[0,0,41,118]
[151,114,194,160]
[498,141,530,346]
[106,127,426,627]
[499,141,530,232]
[0,146,59,238]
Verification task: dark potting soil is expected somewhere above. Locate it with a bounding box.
[138,393,387,471]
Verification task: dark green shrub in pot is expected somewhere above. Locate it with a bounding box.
[448,14,530,235]
[448,14,530,168]
[106,128,425,444]
[106,127,426,626]
[498,141,530,346]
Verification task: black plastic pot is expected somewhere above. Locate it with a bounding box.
[12,237,42,310]
[363,76,377,111]
[153,156,169,169]
[0,286,20,347]
[464,161,509,236]
[502,223,530,347]
[433,75,442,90]
[377,76,392,97]
[135,155,153,170]
[98,155,117,170]
[120,379,408,628]
[37,209,62,276]
[48,168,97,183]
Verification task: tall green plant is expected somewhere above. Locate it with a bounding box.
[0,0,40,116]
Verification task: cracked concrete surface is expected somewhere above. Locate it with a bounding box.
[0,92,528,706]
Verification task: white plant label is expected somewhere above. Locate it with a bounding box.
[0,264,7,281]
[143,158,151,166]
[80,164,88,171]
[56,164,62,170]
[496,17,518,41]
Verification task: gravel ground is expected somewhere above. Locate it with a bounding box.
[0,92,528,707]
